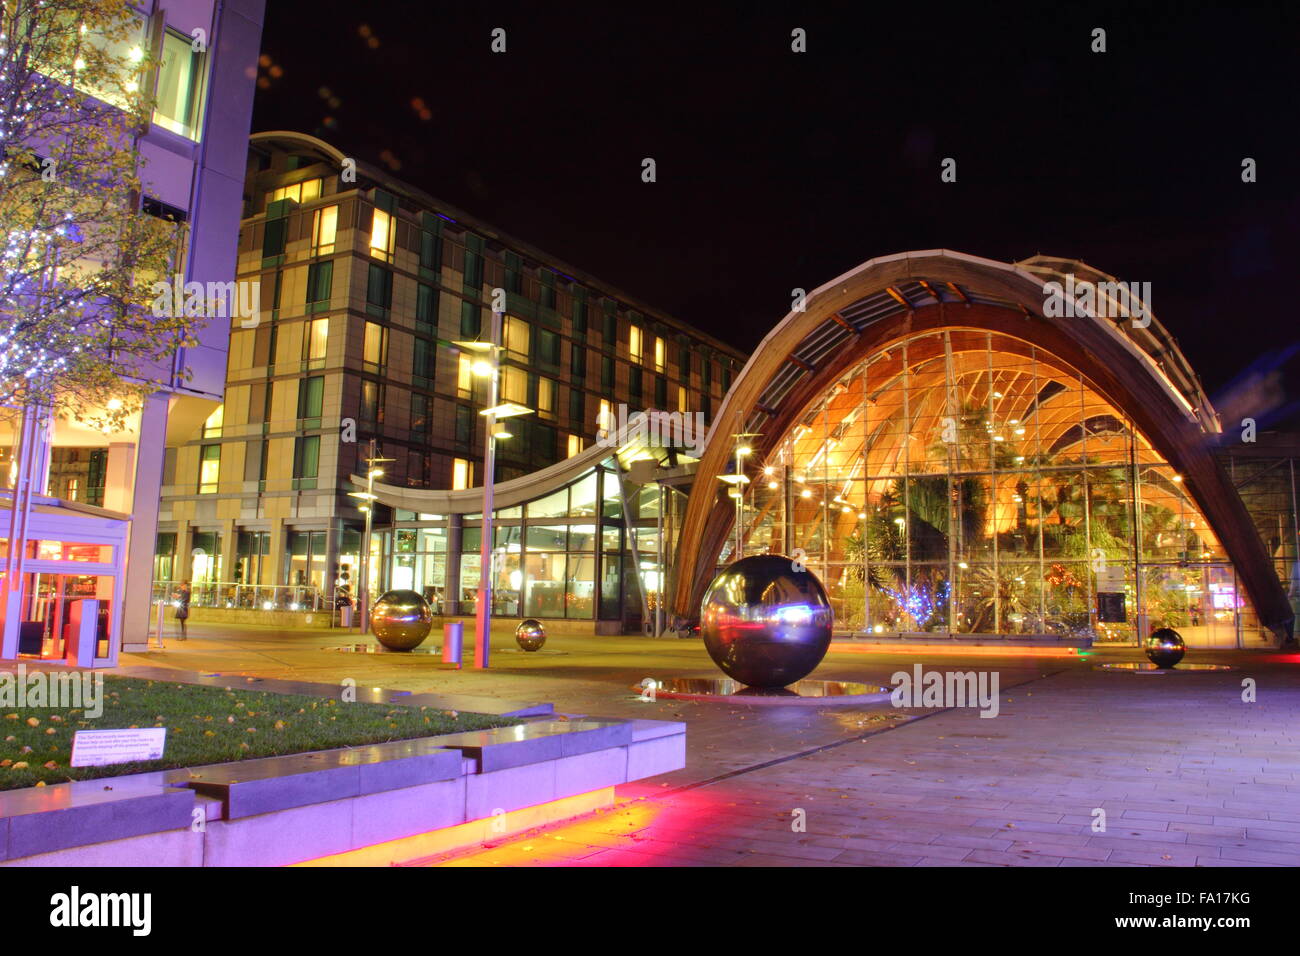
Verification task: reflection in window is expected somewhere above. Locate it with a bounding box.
[154,30,207,139]
[528,486,569,519]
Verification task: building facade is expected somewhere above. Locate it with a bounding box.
[1,0,264,659]
[360,251,1297,646]
[155,132,746,612]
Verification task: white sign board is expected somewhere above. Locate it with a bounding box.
[1096,566,1125,593]
[71,728,167,767]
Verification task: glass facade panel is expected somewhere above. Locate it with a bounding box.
[740,328,1244,642]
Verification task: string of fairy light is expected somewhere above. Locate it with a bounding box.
[0,5,156,408]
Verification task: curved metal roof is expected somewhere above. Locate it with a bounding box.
[670,249,1290,638]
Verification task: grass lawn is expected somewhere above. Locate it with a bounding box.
[0,676,517,791]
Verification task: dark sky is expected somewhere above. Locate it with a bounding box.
[252,0,1300,419]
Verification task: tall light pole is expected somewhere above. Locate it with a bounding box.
[476,309,501,668]
[349,440,391,634]
[455,310,532,669]
[721,432,758,559]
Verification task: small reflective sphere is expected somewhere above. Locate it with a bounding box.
[1145,627,1186,668]
[516,618,546,651]
[700,554,834,688]
[370,590,433,651]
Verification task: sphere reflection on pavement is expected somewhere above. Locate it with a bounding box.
[700,554,834,688]
[370,590,433,651]
[1144,627,1186,668]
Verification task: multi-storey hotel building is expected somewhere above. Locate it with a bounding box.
[155,131,746,618]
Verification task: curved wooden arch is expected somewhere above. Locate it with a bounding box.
[671,252,1293,640]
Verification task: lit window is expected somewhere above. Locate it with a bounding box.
[304,318,328,362]
[629,325,642,363]
[538,378,556,416]
[311,205,337,254]
[502,367,528,405]
[654,336,665,372]
[364,321,386,369]
[198,444,221,494]
[677,386,688,413]
[66,478,80,502]
[598,399,613,433]
[567,434,583,458]
[452,458,471,490]
[153,30,207,140]
[268,178,322,208]
[370,208,394,259]
[458,355,473,394]
[505,316,531,359]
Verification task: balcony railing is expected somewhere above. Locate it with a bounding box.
[152,581,325,611]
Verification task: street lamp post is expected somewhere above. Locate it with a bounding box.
[349,441,391,635]
[454,312,533,670]
[475,309,502,669]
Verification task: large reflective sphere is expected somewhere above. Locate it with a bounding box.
[516,618,546,651]
[1145,627,1186,668]
[370,590,433,651]
[700,555,834,688]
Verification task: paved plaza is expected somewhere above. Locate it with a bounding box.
[119,623,1300,866]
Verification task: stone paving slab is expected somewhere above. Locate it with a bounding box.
[417,656,1300,867]
[113,623,1300,867]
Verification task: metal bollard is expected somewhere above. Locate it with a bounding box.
[442,620,463,668]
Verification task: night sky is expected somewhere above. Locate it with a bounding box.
[252,1,1300,423]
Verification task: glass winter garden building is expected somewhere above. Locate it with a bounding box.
[367,250,1297,646]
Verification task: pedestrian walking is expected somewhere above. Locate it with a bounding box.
[173,580,192,641]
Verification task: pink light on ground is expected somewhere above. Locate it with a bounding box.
[427,788,734,867]
[827,642,1081,658]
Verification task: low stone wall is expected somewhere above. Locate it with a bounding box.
[0,717,686,867]
[184,606,335,629]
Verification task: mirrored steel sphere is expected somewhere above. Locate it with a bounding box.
[1145,627,1186,668]
[700,554,834,688]
[516,618,547,651]
[370,590,433,651]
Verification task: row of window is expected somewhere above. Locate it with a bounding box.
[191,422,587,496]
[257,191,742,385]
